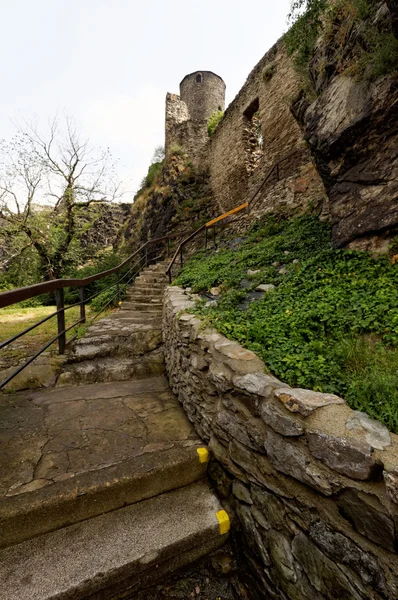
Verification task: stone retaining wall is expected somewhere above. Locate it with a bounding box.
[163,286,398,600]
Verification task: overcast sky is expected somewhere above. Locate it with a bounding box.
[0,0,292,198]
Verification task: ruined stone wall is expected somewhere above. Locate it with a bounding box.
[164,286,398,600]
[165,72,226,168]
[202,43,327,216]
[180,71,225,122]
[165,93,190,159]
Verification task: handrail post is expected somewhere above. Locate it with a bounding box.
[180,246,183,268]
[55,288,66,354]
[79,287,86,324]
[145,245,148,267]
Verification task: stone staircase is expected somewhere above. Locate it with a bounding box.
[0,259,229,600]
[57,260,170,386]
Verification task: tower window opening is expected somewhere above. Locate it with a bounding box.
[196,73,203,83]
[243,98,264,175]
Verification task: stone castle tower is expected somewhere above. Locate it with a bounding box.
[165,71,225,166]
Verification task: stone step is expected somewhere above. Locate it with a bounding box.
[129,286,165,294]
[68,327,162,362]
[136,275,168,284]
[124,296,163,305]
[126,287,164,295]
[103,314,162,325]
[131,287,166,295]
[1,447,207,550]
[57,350,164,385]
[0,481,228,600]
[121,302,163,313]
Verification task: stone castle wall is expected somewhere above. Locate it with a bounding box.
[180,71,225,122]
[166,2,398,247]
[203,43,326,216]
[165,72,226,167]
[163,286,398,600]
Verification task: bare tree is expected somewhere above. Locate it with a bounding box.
[0,117,121,280]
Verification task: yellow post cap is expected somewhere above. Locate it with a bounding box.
[216,510,230,535]
[197,447,209,464]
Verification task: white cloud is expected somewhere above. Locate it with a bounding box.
[80,87,165,197]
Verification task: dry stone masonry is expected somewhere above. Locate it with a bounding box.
[163,286,398,600]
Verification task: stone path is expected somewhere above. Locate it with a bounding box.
[0,259,229,599]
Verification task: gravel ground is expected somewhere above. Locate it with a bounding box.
[131,548,249,600]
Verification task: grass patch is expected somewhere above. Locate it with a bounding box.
[0,305,97,369]
[175,216,398,433]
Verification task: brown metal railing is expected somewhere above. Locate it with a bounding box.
[1,149,304,389]
[166,149,303,282]
[0,232,184,390]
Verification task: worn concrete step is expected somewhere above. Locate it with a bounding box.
[57,350,164,385]
[0,481,229,600]
[0,446,208,550]
[0,377,206,549]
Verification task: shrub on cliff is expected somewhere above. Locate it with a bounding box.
[285,0,398,85]
[176,216,398,433]
[207,110,224,137]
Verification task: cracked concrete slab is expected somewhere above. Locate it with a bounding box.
[0,376,204,548]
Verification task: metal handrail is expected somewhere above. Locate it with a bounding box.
[165,149,303,282]
[0,231,184,390]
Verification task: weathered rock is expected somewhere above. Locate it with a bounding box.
[232,372,282,400]
[0,359,64,393]
[384,468,398,505]
[251,484,286,531]
[214,410,266,453]
[346,411,391,451]
[306,430,383,481]
[210,287,221,296]
[235,503,271,567]
[275,387,344,417]
[213,338,265,375]
[256,284,275,293]
[264,430,337,495]
[232,480,253,505]
[309,521,388,595]
[292,533,363,600]
[239,279,252,289]
[338,488,396,553]
[247,269,261,276]
[268,530,297,584]
[260,400,304,437]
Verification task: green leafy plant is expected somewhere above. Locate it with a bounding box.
[207,110,224,137]
[176,215,398,433]
[284,0,398,84]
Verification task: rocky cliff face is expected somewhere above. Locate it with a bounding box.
[125,153,214,249]
[292,1,398,249]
